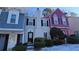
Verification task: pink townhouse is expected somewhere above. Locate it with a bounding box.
[45,8,70,35]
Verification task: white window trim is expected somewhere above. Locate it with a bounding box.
[7,10,19,24]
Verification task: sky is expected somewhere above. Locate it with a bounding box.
[27,7,79,16]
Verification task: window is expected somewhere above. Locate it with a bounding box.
[43,20,47,26]
[28,19,33,25]
[7,11,19,24]
[41,19,48,26]
[53,14,58,25]
[44,32,47,38]
[26,18,35,26]
[62,16,67,25]
[10,14,16,24]
[58,16,62,24]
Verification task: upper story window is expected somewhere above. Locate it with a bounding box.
[26,18,35,26]
[28,19,33,25]
[62,16,67,25]
[58,16,62,24]
[43,20,47,26]
[10,14,16,24]
[41,19,48,26]
[7,10,19,24]
[53,14,59,25]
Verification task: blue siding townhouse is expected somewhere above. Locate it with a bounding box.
[0,8,25,50]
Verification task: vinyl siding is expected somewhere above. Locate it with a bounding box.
[0,11,24,29]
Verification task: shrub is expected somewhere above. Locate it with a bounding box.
[45,40,54,47]
[23,43,27,46]
[45,39,64,47]
[12,44,26,51]
[50,27,65,39]
[67,34,79,44]
[53,39,65,45]
[34,37,46,49]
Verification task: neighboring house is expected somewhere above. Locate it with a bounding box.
[43,8,70,35]
[68,16,79,35]
[49,8,70,35]
[0,8,25,50]
[25,8,50,43]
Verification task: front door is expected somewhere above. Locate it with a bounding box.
[3,34,9,51]
[0,34,9,51]
[28,32,33,43]
[17,34,22,45]
[0,34,5,50]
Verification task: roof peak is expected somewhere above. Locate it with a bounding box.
[52,8,64,15]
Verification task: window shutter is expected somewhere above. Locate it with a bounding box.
[41,20,43,26]
[26,18,28,25]
[33,19,35,26]
[47,21,48,26]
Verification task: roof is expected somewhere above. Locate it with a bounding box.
[52,8,64,16]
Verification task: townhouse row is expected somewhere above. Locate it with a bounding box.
[0,7,78,50]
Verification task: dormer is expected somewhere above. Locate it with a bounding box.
[51,8,69,26]
[7,9,19,24]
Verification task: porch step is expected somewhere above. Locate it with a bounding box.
[27,45,34,49]
[27,43,34,46]
[26,43,34,51]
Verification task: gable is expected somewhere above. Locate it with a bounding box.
[52,8,64,16]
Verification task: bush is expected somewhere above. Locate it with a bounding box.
[67,34,79,44]
[45,40,54,47]
[23,43,27,46]
[34,37,46,49]
[50,27,64,39]
[12,44,26,51]
[34,37,65,49]
[53,39,65,45]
